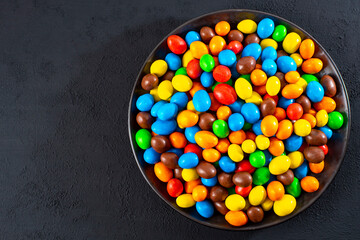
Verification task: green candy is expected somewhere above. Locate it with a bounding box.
[243,122,252,131]
[175,67,188,76]
[200,54,215,72]
[272,25,287,42]
[240,74,251,82]
[302,74,319,83]
[228,187,236,195]
[252,167,270,185]
[213,161,220,168]
[249,150,266,168]
[327,111,344,129]
[135,129,152,150]
[211,79,233,91]
[212,119,230,138]
[286,177,301,198]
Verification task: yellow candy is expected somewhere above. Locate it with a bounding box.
[182,168,199,182]
[227,144,244,162]
[157,80,174,100]
[261,198,274,211]
[177,110,199,128]
[187,100,200,114]
[235,78,253,100]
[260,38,278,50]
[245,91,263,105]
[241,139,256,154]
[149,87,161,102]
[316,109,328,127]
[248,186,267,206]
[255,135,270,150]
[176,194,196,208]
[294,119,311,136]
[290,53,303,67]
[237,19,257,34]
[273,194,296,216]
[172,75,193,92]
[182,50,194,67]
[282,32,302,54]
[225,194,246,211]
[150,59,168,77]
[190,41,209,59]
[295,77,308,90]
[266,76,281,96]
[269,155,291,175]
[288,151,304,169]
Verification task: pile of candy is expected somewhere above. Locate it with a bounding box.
[134,18,344,226]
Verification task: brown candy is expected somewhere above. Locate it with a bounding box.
[136,112,153,129]
[260,98,276,117]
[275,72,287,90]
[232,172,252,187]
[277,50,288,58]
[296,95,311,113]
[198,113,216,130]
[174,167,184,181]
[244,33,260,46]
[209,186,228,202]
[305,129,328,146]
[162,71,175,81]
[227,30,244,42]
[160,152,179,169]
[214,201,229,215]
[321,75,337,97]
[247,206,264,223]
[151,135,171,153]
[304,146,325,163]
[276,169,294,185]
[236,56,256,75]
[141,73,159,91]
[196,161,217,179]
[218,172,234,188]
[200,26,215,43]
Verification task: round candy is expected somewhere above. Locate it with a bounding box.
[252,167,270,185]
[327,111,344,129]
[225,194,246,211]
[267,181,285,201]
[257,18,275,39]
[172,75,193,92]
[237,19,257,34]
[241,103,260,124]
[219,156,236,173]
[225,210,248,226]
[277,56,297,74]
[213,84,237,105]
[154,162,173,182]
[165,53,181,71]
[248,186,267,206]
[176,193,196,208]
[150,59,168,77]
[193,90,211,112]
[269,155,291,175]
[178,152,199,169]
[157,103,179,121]
[196,200,214,218]
[242,43,262,60]
[282,32,301,54]
[195,131,218,148]
[190,41,209,59]
[143,148,161,164]
[185,31,201,46]
[218,50,237,67]
[228,113,245,131]
[262,59,277,76]
[286,177,301,197]
[273,194,296,216]
[306,81,324,103]
[136,93,154,112]
[200,54,215,72]
[272,25,287,42]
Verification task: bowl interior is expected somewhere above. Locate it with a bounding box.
[128,10,350,230]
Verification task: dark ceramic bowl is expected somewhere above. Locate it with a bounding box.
[128,9,351,230]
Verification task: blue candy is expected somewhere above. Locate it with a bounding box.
[201,176,218,187]
[151,119,177,135]
[262,59,277,76]
[228,99,244,113]
[200,72,214,88]
[196,200,214,218]
[136,93,154,111]
[230,63,240,79]
[319,126,333,139]
[241,103,260,124]
[263,149,273,166]
[167,148,184,157]
[178,152,199,169]
[285,135,303,152]
[193,90,211,112]
[185,126,201,143]
[261,46,277,61]
[218,49,237,67]
[157,103,179,120]
[242,43,262,60]
[257,18,275,39]
[228,113,245,131]
[143,147,161,164]
[165,53,181,71]
[151,100,167,117]
[278,97,295,109]
[277,56,297,74]
[252,120,263,136]
[306,81,324,103]
[219,156,236,173]
[185,31,201,46]
[170,92,188,110]
[295,161,308,179]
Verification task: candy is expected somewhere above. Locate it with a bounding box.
[151,135,171,153]
[247,206,264,223]
[237,19,257,34]
[232,172,252,187]
[273,194,296,216]
[176,193,196,208]
[200,54,215,72]
[327,111,344,129]
[219,156,236,173]
[141,74,159,90]
[161,152,179,169]
[225,210,248,226]
[190,41,209,59]
[172,75,193,92]
[242,43,262,60]
[282,32,301,54]
[277,56,297,73]
[302,58,323,74]
[213,84,237,105]
[305,129,327,145]
[210,186,229,202]
[299,39,315,59]
[218,49,237,67]
[136,112,153,129]
[252,167,270,185]
[272,25,287,42]
[277,169,294,185]
[267,181,285,201]
[269,156,291,175]
[209,36,226,56]
[196,161,217,179]
[321,75,337,97]
[301,176,319,193]
[249,186,267,206]
[257,18,275,39]
[196,200,215,218]
[192,90,211,112]
[304,146,325,163]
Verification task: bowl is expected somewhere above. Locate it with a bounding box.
[128,9,351,230]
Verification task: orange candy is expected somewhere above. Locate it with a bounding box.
[216,138,230,153]
[215,21,231,36]
[190,82,206,97]
[229,130,246,144]
[276,119,293,140]
[190,41,209,59]
[299,39,315,59]
[192,185,208,202]
[301,176,319,193]
[273,107,287,122]
[177,110,199,128]
[217,106,232,120]
[281,84,303,99]
[202,148,221,163]
[154,162,173,182]
[254,85,267,95]
[209,36,226,56]
[309,161,325,174]
[268,137,285,156]
[301,113,317,128]
[225,211,248,226]
[185,179,202,193]
[308,108,317,116]
[301,58,323,74]
[195,131,219,148]
[169,132,187,148]
[261,115,279,137]
[246,131,256,141]
[313,96,336,113]
[251,69,267,86]
[209,93,221,111]
[267,181,285,201]
[255,64,262,69]
[285,71,300,83]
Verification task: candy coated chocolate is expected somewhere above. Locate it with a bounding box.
[296,95,311,113]
[260,98,277,117]
[141,73,159,91]
[228,30,244,42]
[232,172,252,187]
[200,26,215,43]
[218,172,234,188]
[196,161,217,179]
[320,75,337,97]
[275,72,286,89]
[210,186,228,202]
[151,135,171,153]
[276,169,294,185]
[198,113,216,130]
[304,146,325,163]
[174,167,183,181]
[162,71,175,81]
[136,112,154,129]
[214,201,229,215]
[160,152,179,169]
[277,50,288,58]
[244,33,260,46]
[236,56,256,75]
[247,206,264,223]
[305,129,328,146]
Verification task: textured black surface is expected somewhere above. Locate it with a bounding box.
[0,0,359,239]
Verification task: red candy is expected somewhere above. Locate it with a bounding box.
[167,35,187,54]
[208,93,222,111]
[167,178,184,197]
[186,59,202,79]
[184,143,203,160]
[226,41,243,54]
[235,160,256,174]
[213,65,231,82]
[235,185,252,197]
[213,84,237,105]
[319,144,328,155]
[286,103,303,120]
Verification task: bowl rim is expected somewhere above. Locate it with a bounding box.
[128,9,351,230]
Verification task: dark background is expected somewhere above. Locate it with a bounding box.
[0,0,359,239]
